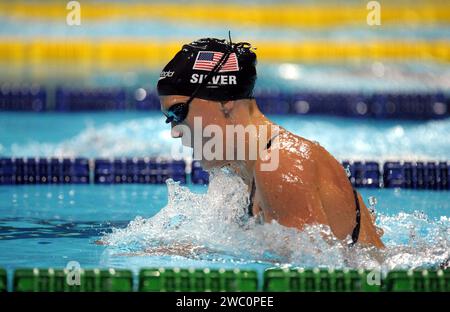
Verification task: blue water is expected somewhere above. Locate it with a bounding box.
[1,112,449,161]
[0,184,168,270]
[2,18,449,41]
[1,1,449,291]
[0,180,448,273]
[0,110,448,295]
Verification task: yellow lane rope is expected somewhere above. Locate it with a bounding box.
[0,40,448,66]
[0,3,449,27]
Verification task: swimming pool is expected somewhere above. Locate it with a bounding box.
[1,112,449,288]
[1,0,449,296]
[1,111,449,160]
[0,182,449,270]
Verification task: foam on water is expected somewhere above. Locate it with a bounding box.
[275,116,450,162]
[101,168,450,273]
[8,117,190,159]
[5,115,450,162]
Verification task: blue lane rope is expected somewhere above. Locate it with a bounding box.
[0,158,449,189]
[1,86,449,119]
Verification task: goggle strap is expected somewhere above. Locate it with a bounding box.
[187,50,232,103]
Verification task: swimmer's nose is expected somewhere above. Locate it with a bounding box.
[171,123,183,138]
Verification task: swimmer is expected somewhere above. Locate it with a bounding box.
[157,38,384,248]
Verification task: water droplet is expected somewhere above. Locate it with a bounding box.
[345,165,351,177]
[368,196,378,216]
[368,196,377,207]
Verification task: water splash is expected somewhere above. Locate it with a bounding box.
[8,117,191,159]
[101,169,450,273]
[4,114,450,162]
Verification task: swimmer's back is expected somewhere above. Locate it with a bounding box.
[312,139,384,247]
[254,130,384,247]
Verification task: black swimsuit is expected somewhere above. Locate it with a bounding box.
[247,135,274,217]
[349,189,361,246]
[247,136,361,246]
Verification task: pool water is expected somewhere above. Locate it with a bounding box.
[1,111,450,161]
[0,112,449,288]
[0,172,448,271]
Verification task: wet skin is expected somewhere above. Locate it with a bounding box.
[161,95,384,248]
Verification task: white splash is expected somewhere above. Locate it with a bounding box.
[101,169,450,272]
[5,115,450,162]
[9,117,189,158]
[276,132,311,159]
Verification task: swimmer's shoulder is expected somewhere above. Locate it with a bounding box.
[253,132,316,189]
[256,130,340,189]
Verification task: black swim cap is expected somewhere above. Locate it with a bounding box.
[157,38,257,101]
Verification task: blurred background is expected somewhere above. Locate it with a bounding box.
[0,0,450,278]
[0,0,449,160]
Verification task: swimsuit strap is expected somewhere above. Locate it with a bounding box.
[349,189,361,247]
[247,179,256,216]
[247,132,279,216]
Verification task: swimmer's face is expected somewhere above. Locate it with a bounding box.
[160,95,230,158]
[160,95,235,169]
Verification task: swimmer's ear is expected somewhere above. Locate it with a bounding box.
[219,100,234,118]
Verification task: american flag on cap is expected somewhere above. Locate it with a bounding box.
[192,51,239,73]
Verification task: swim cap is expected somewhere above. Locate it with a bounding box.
[157,38,257,101]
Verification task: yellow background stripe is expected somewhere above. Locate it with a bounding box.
[0,40,449,68]
[0,3,449,27]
